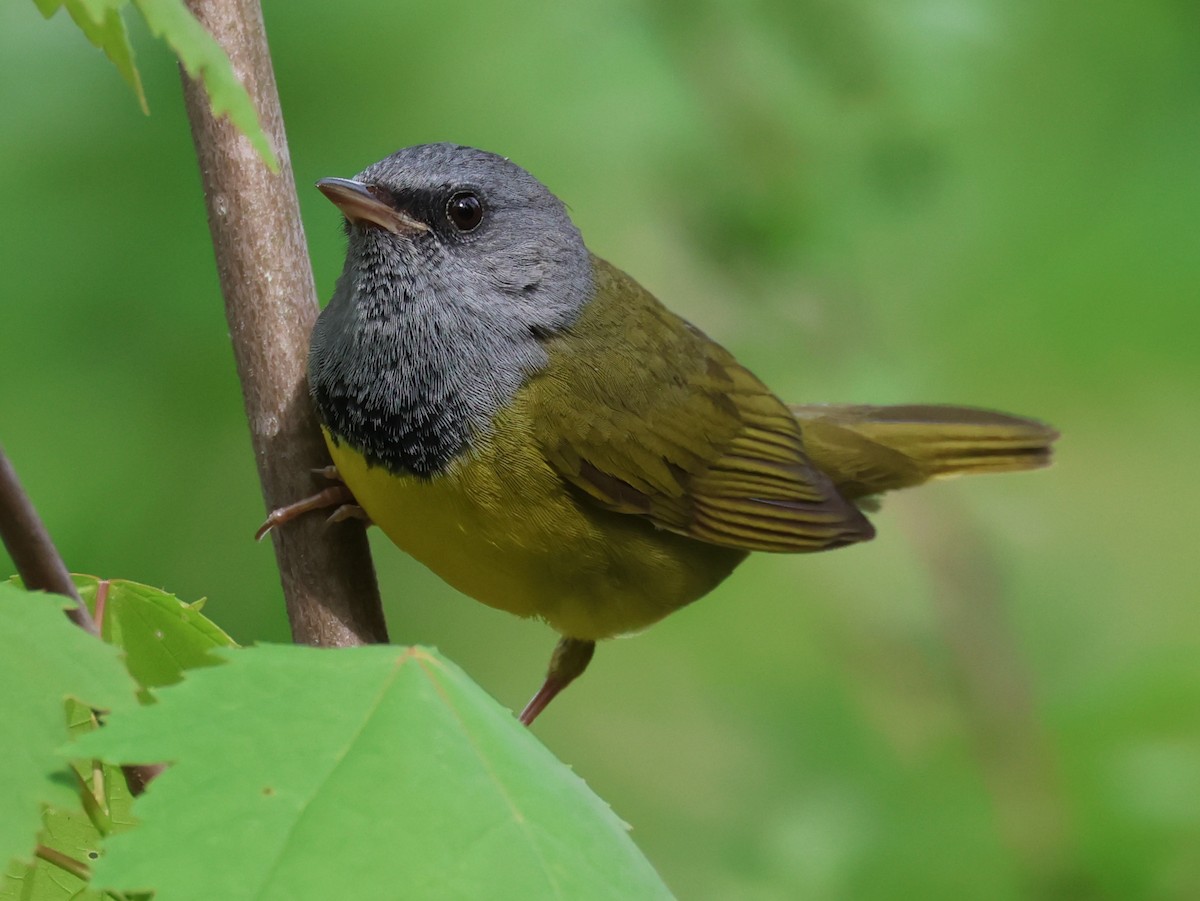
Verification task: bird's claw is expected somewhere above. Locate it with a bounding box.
[255,466,364,540]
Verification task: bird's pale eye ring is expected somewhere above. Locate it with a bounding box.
[446,192,484,232]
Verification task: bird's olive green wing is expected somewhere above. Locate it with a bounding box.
[527,257,874,553]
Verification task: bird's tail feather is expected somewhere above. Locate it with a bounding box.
[789,404,1058,501]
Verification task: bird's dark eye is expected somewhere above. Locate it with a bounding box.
[446,192,484,232]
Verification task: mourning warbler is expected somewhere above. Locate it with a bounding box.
[262,143,1058,725]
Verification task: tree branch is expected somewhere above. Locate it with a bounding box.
[179,0,388,646]
[1,447,167,794]
[0,446,99,637]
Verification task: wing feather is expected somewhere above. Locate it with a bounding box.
[530,257,874,554]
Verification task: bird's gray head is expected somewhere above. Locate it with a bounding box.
[308,143,595,477]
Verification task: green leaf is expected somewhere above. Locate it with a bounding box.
[62,699,137,842]
[74,645,673,900]
[2,804,106,901]
[133,0,279,170]
[60,1,147,113]
[74,577,238,692]
[0,584,139,885]
[32,0,278,171]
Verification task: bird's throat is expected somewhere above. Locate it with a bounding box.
[308,276,548,478]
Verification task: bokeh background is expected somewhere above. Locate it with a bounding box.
[3,2,1197,898]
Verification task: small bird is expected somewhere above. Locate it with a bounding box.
[261,143,1057,725]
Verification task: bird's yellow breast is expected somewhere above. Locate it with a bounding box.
[321,396,743,641]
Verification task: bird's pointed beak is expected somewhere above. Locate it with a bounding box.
[316,177,429,235]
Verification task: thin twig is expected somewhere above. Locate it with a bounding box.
[35,844,90,882]
[0,445,98,637]
[178,0,388,646]
[0,449,165,795]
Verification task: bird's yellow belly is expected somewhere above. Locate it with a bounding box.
[323,427,744,641]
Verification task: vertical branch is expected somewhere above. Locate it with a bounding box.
[179,0,387,646]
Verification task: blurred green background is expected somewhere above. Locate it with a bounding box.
[3,1,1197,897]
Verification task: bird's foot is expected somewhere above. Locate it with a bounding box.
[519,637,596,726]
[255,466,371,540]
